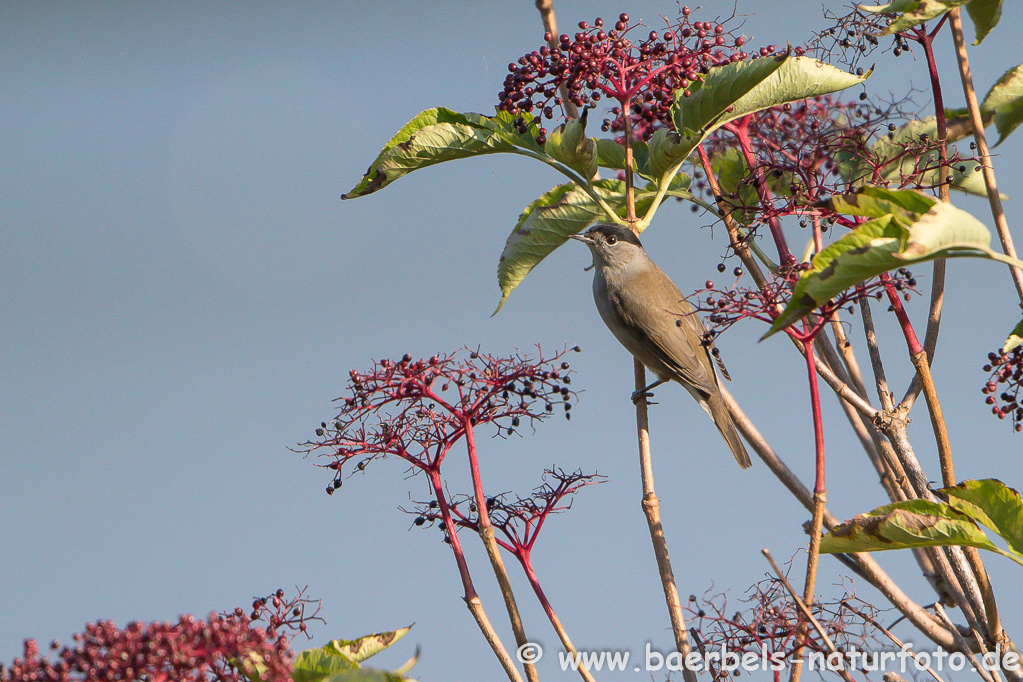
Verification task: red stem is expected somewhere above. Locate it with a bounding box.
[427,468,478,601]
[517,548,561,624]
[802,332,826,494]
[881,274,924,355]
[728,122,794,263]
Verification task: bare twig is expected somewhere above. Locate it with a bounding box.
[935,603,997,682]
[763,549,856,682]
[948,8,1023,304]
[842,600,946,682]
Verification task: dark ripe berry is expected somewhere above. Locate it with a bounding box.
[859,92,867,100]
[894,47,902,56]
[512,417,520,427]
[733,267,743,277]
[717,263,726,272]
[325,486,334,495]
[578,20,588,29]
[429,500,439,509]
[315,428,324,437]
[414,516,426,526]
[594,17,603,27]
[561,361,570,369]
[619,12,629,22]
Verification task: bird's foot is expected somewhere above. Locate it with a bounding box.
[631,389,656,405]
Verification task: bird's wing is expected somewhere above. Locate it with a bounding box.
[611,265,717,395]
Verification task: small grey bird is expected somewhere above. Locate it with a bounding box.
[569,223,752,469]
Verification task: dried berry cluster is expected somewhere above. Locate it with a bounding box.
[808,7,906,70]
[685,577,880,677]
[498,8,767,142]
[0,591,320,682]
[296,348,581,492]
[406,468,605,552]
[692,266,918,339]
[982,347,1023,431]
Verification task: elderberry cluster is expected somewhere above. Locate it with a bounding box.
[498,8,773,142]
[0,590,321,682]
[982,347,1023,431]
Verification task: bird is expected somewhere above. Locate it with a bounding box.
[569,222,752,469]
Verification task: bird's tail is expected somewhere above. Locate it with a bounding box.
[705,392,752,469]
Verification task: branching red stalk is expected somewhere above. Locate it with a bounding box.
[728,118,793,263]
[463,423,538,682]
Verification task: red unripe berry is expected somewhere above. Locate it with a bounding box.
[619,13,629,22]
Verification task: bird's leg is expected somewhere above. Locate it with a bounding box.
[631,378,667,404]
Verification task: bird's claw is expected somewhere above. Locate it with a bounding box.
[631,390,655,405]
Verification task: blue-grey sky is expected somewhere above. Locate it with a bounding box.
[2,2,1022,680]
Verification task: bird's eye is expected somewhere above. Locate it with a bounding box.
[606,235,618,245]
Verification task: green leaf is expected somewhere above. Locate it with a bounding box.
[494,182,613,314]
[647,129,691,178]
[859,1,970,35]
[341,108,528,199]
[292,627,414,682]
[821,481,1023,568]
[668,53,868,167]
[766,186,1023,336]
[710,148,759,225]
[545,110,598,180]
[595,138,651,178]
[293,648,359,682]
[1004,320,1023,353]
[326,626,412,663]
[966,0,1003,44]
[493,179,695,312]
[942,479,1023,557]
[982,64,1023,146]
[819,498,1012,558]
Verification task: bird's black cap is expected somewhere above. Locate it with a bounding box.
[584,223,643,247]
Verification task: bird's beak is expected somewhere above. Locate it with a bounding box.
[568,232,593,244]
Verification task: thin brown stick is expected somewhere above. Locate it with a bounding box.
[841,601,946,682]
[718,385,955,648]
[763,549,856,682]
[466,598,526,682]
[634,359,699,682]
[934,603,997,682]
[464,427,539,682]
[949,8,1023,303]
[534,0,580,120]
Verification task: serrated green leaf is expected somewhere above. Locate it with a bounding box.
[545,110,598,179]
[859,0,970,35]
[942,479,1023,557]
[1004,320,1023,353]
[820,498,1008,557]
[966,0,1003,44]
[494,180,695,312]
[292,627,414,682]
[982,64,1023,146]
[766,186,1023,336]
